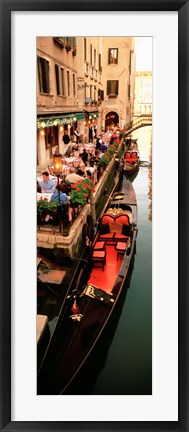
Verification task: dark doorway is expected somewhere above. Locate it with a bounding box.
[105,111,119,131]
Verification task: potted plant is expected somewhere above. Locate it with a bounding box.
[70,179,95,206]
[99,153,111,167]
[106,146,115,158]
[72,46,77,56]
[37,198,61,223]
[65,41,72,51]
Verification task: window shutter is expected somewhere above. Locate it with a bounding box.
[41,58,50,94]
[108,48,111,64]
[90,44,92,65]
[107,81,110,95]
[37,56,42,93]
[116,49,118,64]
[55,64,60,95]
[116,80,119,95]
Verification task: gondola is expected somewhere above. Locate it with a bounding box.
[123,138,140,176]
[37,173,138,395]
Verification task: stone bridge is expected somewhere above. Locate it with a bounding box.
[126,115,152,135]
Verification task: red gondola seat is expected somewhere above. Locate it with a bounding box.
[98,218,115,243]
[124,152,131,161]
[130,152,138,163]
[114,214,130,242]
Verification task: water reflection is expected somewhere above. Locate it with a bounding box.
[132,126,152,221]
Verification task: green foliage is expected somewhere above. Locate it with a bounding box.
[37,198,60,215]
[70,179,95,205]
[112,141,119,148]
[106,146,115,157]
[99,153,111,166]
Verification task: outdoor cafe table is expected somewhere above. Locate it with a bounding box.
[37,193,53,202]
[79,144,95,154]
[64,157,81,167]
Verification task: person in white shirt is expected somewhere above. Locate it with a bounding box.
[65,167,83,184]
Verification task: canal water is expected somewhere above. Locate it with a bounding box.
[90,126,152,395]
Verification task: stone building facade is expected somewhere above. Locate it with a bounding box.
[37,36,136,169]
[37,36,84,167]
[134,71,152,115]
[100,37,135,131]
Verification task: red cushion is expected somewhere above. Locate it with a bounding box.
[114,233,128,240]
[93,251,106,258]
[115,214,130,225]
[99,233,114,239]
[116,242,127,251]
[94,241,105,250]
[125,152,131,160]
[101,215,114,224]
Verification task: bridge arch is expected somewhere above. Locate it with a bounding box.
[126,115,152,135]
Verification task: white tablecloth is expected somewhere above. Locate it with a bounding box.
[37,193,53,202]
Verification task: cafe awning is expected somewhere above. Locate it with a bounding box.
[37,112,85,129]
[84,109,99,120]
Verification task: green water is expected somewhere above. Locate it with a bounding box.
[91,126,152,395]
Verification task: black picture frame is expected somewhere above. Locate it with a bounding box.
[0,1,188,431]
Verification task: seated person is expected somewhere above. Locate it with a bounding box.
[77,164,86,177]
[72,143,79,152]
[60,180,69,194]
[40,171,56,193]
[86,170,92,179]
[65,167,83,184]
[100,143,108,152]
[51,184,69,205]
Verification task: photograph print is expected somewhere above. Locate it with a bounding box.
[36,36,152,396]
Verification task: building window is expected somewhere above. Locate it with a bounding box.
[90,85,92,98]
[55,64,60,95]
[37,56,50,94]
[67,71,70,96]
[84,37,87,61]
[90,44,92,65]
[55,65,65,96]
[98,89,104,102]
[60,68,65,96]
[94,49,96,69]
[108,48,118,64]
[98,54,102,72]
[73,74,76,96]
[107,80,119,97]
